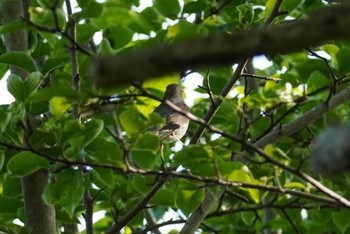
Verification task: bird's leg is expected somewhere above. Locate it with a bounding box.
[160,142,166,171]
[171,133,184,145]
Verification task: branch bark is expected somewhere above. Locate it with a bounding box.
[93,3,350,87]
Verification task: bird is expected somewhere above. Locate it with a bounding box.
[153,83,190,144]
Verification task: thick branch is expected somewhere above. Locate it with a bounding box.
[254,85,350,148]
[190,61,248,144]
[106,178,166,233]
[0,0,28,78]
[93,4,350,86]
[180,188,225,234]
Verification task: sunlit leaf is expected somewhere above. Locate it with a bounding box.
[284,182,306,190]
[49,97,72,117]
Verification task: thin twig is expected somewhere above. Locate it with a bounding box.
[242,73,281,82]
[307,49,338,102]
[281,208,301,233]
[24,18,94,57]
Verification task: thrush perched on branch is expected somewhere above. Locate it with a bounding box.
[153,84,190,144]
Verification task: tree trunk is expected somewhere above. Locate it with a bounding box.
[21,170,56,234]
[0,1,56,233]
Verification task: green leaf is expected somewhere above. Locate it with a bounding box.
[55,170,85,217]
[226,169,253,183]
[42,9,66,29]
[98,38,115,55]
[183,0,207,14]
[150,189,176,207]
[332,210,350,233]
[37,0,64,8]
[29,87,80,101]
[166,20,208,43]
[0,151,4,172]
[337,47,350,75]
[81,1,103,18]
[133,132,160,153]
[6,72,43,102]
[7,151,49,176]
[0,19,27,35]
[7,74,26,102]
[264,144,291,165]
[132,174,156,194]
[77,24,99,44]
[76,0,92,7]
[119,107,145,136]
[237,3,254,25]
[92,168,115,188]
[82,119,104,148]
[131,150,160,170]
[306,71,330,93]
[42,180,57,205]
[94,7,153,34]
[25,72,44,94]
[40,56,70,75]
[66,119,104,150]
[173,145,210,167]
[281,0,304,12]
[104,25,134,50]
[49,97,72,117]
[176,188,205,215]
[0,195,22,213]
[85,137,123,163]
[0,51,36,72]
[245,187,263,204]
[3,175,22,197]
[154,0,180,19]
[284,182,306,190]
[29,129,56,147]
[0,63,8,79]
[241,212,255,225]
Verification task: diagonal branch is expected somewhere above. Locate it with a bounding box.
[254,85,350,148]
[105,177,166,233]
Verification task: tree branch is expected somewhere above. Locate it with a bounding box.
[179,188,225,234]
[93,4,350,86]
[254,85,350,148]
[105,177,166,233]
